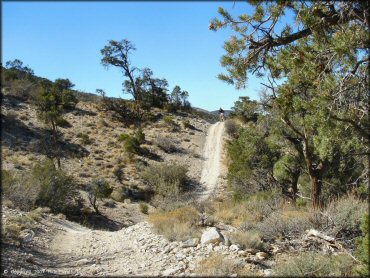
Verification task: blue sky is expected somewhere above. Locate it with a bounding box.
[3,1,266,111]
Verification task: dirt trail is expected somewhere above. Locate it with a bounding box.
[23,121,226,276]
[198,121,225,200]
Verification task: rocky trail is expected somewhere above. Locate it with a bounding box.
[46,122,227,276]
[3,121,237,276]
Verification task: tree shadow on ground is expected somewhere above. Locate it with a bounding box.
[70,213,125,232]
[139,147,163,161]
[71,107,98,117]
[2,113,89,159]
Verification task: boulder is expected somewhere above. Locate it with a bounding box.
[201,227,224,245]
[181,238,199,248]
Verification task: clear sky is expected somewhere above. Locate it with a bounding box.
[3,1,265,111]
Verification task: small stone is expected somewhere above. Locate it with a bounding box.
[162,266,183,276]
[229,244,239,252]
[256,252,269,260]
[245,248,260,254]
[181,238,199,248]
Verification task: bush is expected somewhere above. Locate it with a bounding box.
[227,230,265,250]
[118,133,130,142]
[139,203,149,214]
[55,116,72,128]
[113,167,124,183]
[213,190,283,227]
[196,254,253,276]
[163,115,180,131]
[273,252,354,276]
[325,194,367,237]
[224,119,239,138]
[76,132,92,145]
[141,163,188,197]
[149,206,200,241]
[124,136,141,156]
[254,209,313,240]
[134,128,145,144]
[153,136,178,153]
[87,178,113,214]
[182,119,194,129]
[31,160,79,214]
[354,214,369,276]
[2,169,40,211]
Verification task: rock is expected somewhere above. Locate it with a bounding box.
[306,229,335,243]
[20,229,34,243]
[181,238,199,248]
[245,248,260,254]
[263,269,272,276]
[256,252,269,260]
[224,236,231,246]
[201,227,224,245]
[229,244,240,252]
[162,266,183,276]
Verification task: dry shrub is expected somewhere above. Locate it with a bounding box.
[153,135,178,153]
[227,230,265,250]
[213,190,283,227]
[2,169,40,211]
[196,254,253,276]
[141,163,188,197]
[149,206,200,241]
[224,119,239,138]
[254,209,312,240]
[324,194,367,237]
[273,252,354,276]
[139,203,149,214]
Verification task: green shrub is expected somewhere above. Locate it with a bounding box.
[124,136,141,155]
[163,115,174,125]
[134,128,145,144]
[182,119,194,129]
[139,203,149,214]
[273,252,354,276]
[55,116,72,128]
[118,133,130,142]
[31,160,79,214]
[163,115,180,131]
[141,163,188,197]
[76,132,92,145]
[87,178,113,214]
[355,214,369,275]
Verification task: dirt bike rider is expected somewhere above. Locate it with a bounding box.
[219,107,225,122]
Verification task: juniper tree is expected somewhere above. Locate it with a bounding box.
[211,1,369,208]
[101,39,141,102]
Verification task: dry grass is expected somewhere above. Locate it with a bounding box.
[196,254,254,276]
[149,206,200,241]
[227,230,265,250]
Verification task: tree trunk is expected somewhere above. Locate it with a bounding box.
[290,169,300,205]
[302,140,323,209]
